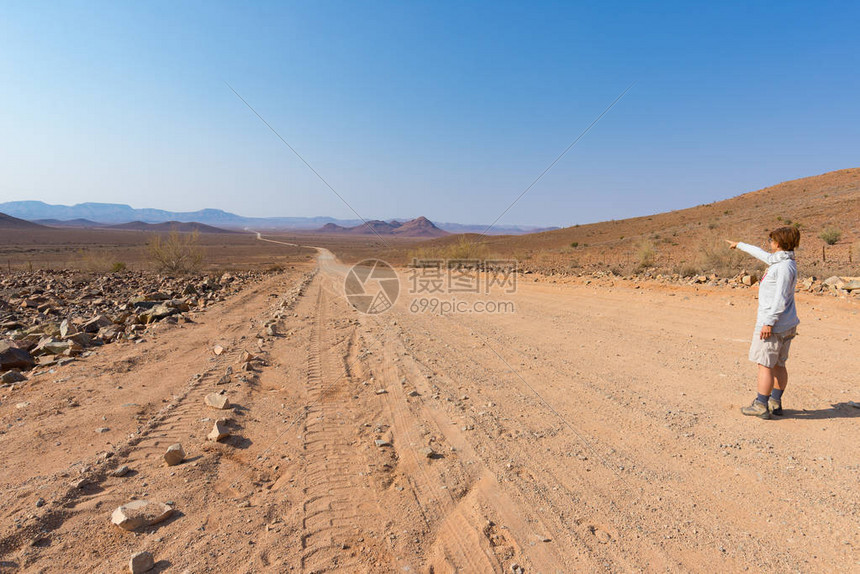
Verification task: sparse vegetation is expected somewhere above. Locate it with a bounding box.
[78,249,124,273]
[635,239,656,269]
[570,242,579,248]
[818,226,841,245]
[696,235,751,277]
[408,236,489,262]
[148,230,204,273]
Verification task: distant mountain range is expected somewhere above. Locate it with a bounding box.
[0,201,557,235]
[317,216,448,237]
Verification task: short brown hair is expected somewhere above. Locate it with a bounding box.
[769,226,800,251]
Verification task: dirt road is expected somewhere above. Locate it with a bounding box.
[1,250,857,573]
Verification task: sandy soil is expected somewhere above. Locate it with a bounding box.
[1,248,857,573]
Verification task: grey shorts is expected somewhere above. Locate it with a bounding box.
[749,326,797,367]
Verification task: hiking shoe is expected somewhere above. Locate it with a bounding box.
[769,398,783,416]
[741,400,772,419]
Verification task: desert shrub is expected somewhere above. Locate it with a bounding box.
[675,263,699,278]
[696,235,750,276]
[110,262,127,273]
[818,226,841,245]
[635,239,656,269]
[438,236,488,260]
[570,242,579,248]
[148,230,203,273]
[408,236,489,263]
[77,249,117,273]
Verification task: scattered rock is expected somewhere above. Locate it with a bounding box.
[421,447,436,458]
[213,345,224,355]
[35,497,45,507]
[204,392,230,410]
[0,340,35,371]
[129,551,155,573]
[375,389,388,395]
[207,420,230,442]
[374,439,392,447]
[112,465,130,477]
[82,314,113,333]
[111,500,173,531]
[95,427,110,433]
[0,369,27,384]
[59,319,76,338]
[163,443,185,466]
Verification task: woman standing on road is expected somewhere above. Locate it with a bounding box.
[725,226,801,420]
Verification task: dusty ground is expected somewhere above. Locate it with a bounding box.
[0,246,857,573]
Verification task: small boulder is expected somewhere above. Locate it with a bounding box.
[111,500,173,531]
[59,319,76,339]
[163,443,185,466]
[0,369,27,384]
[142,304,175,323]
[112,465,130,477]
[213,345,224,355]
[207,420,230,442]
[83,314,113,333]
[0,340,35,371]
[204,392,230,410]
[37,339,71,355]
[129,551,155,573]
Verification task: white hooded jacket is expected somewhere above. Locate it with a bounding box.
[737,243,799,332]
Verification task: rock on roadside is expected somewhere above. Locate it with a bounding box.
[129,551,155,573]
[163,443,185,466]
[111,500,173,531]
[204,392,230,410]
[0,340,35,372]
[207,420,231,442]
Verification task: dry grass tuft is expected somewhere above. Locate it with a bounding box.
[148,230,204,274]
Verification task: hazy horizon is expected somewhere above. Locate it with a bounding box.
[2,2,859,227]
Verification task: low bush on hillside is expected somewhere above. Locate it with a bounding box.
[695,236,751,276]
[635,239,656,269]
[818,226,842,245]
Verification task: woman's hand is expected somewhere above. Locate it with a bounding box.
[724,239,738,249]
[760,325,773,339]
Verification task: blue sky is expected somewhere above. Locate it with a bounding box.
[1,1,858,226]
